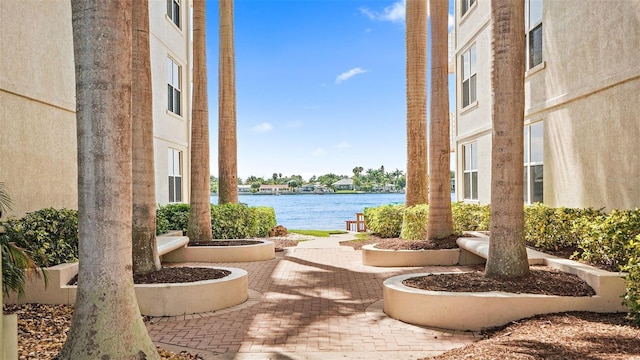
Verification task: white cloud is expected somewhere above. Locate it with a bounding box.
[252,122,273,133]
[448,13,454,29]
[335,141,351,149]
[360,0,406,23]
[335,67,368,84]
[311,147,327,156]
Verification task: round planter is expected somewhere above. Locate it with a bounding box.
[362,244,460,267]
[135,266,248,317]
[383,272,602,331]
[163,240,275,263]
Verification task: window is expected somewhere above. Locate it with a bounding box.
[526,0,543,69]
[463,142,478,200]
[167,0,180,28]
[461,45,477,108]
[167,58,181,116]
[168,149,182,203]
[524,122,543,204]
[461,0,476,17]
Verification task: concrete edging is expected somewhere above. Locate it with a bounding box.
[162,240,275,263]
[362,244,460,267]
[383,234,628,331]
[4,263,249,317]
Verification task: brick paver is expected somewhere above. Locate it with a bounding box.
[147,244,479,359]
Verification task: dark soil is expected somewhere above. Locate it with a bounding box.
[428,312,640,359]
[68,267,230,285]
[188,240,264,246]
[374,234,460,250]
[404,265,596,297]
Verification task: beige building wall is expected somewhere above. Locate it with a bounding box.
[0,1,77,218]
[454,0,640,210]
[0,0,194,218]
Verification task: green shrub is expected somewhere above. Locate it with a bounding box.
[156,203,190,234]
[400,204,429,240]
[211,203,277,239]
[1,208,78,267]
[524,203,604,252]
[622,234,640,324]
[364,204,404,238]
[451,202,490,234]
[578,209,640,271]
[250,206,277,237]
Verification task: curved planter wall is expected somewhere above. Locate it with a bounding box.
[135,266,248,317]
[362,244,460,267]
[163,240,275,263]
[4,263,249,317]
[383,272,625,331]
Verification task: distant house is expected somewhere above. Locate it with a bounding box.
[259,184,290,194]
[238,185,252,193]
[333,178,355,191]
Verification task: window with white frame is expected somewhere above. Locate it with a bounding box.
[167,58,181,116]
[168,149,182,203]
[526,0,543,69]
[463,142,478,200]
[461,44,477,108]
[461,0,476,17]
[524,122,543,204]
[167,0,180,28]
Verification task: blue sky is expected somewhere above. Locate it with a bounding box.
[206,0,455,181]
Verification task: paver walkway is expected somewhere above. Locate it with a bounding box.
[147,235,479,359]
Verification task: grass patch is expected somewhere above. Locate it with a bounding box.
[288,229,348,237]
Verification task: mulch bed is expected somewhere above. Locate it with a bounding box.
[403,265,596,297]
[429,311,640,359]
[374,234,460,250]
[68,267,231,285]
[188,240,264,246]
[5,303,203,360]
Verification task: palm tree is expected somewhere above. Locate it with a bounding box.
[218,0,239,205]
[60,2,159,358]
[405,0,429,207]
[132,0,161,273]
[187,0,214,242]
[427,0,453,240]
[485,0,530,278]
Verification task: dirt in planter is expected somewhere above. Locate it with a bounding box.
[188,240,264,246]
[68,267,231,285]
[373,235,460,250]
[403,265,596,297]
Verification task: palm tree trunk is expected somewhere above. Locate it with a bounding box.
[485,0,530,278]
[60,1,159,358]
[132,0,161,274]
[427,0,454,240]
[218,0,239,205]
[188,0,214,242]
[405,0,429,207]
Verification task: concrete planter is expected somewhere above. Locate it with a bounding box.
[163,240,275,263]
[383,254,627,331]
[4,263,249,317]
[362,244,460,267]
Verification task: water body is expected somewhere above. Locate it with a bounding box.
[210,193,455,230]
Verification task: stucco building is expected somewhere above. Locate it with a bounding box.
[0,0,194,218]
[453,0,640,210]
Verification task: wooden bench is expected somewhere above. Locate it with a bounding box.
[345,212,367,232]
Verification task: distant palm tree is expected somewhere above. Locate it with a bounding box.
[427,0,453,240]
[187,0,213,242]
[485,0,530,278]
[405,0,429,207]
[132,0,161,273]
[218,0,239,205]
[60,1,159,358]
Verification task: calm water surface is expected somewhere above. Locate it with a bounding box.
[210,193,455,230]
